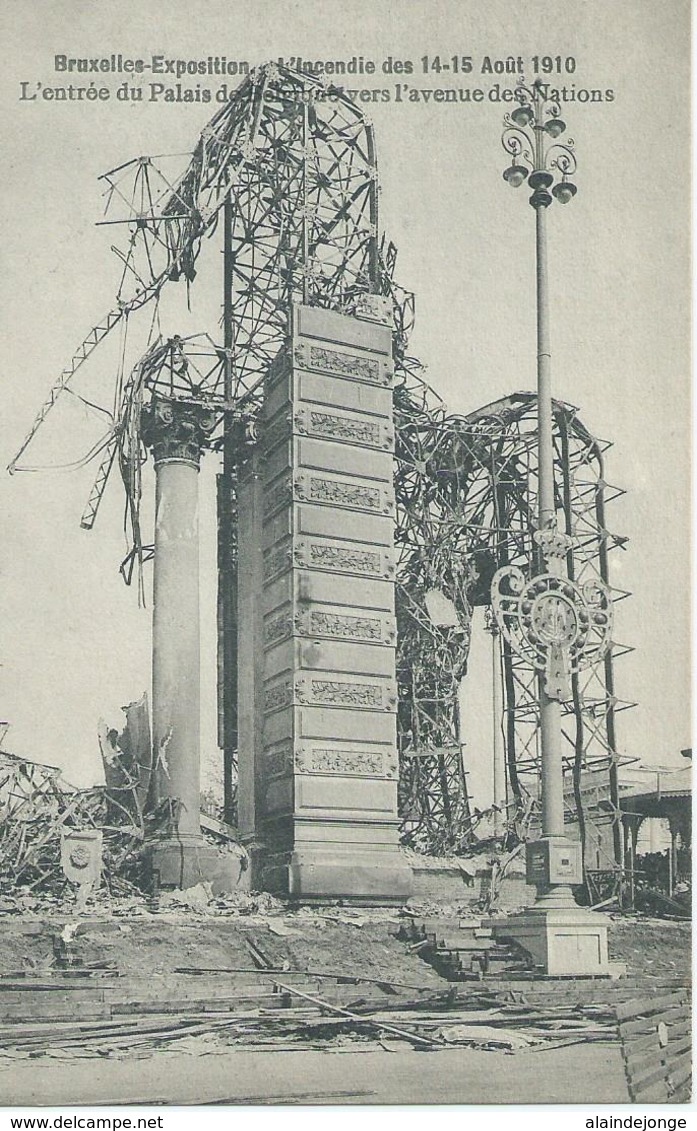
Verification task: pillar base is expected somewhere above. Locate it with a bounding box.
[487,905,624,978]
[260,847,413,902]
[146,837,247,895]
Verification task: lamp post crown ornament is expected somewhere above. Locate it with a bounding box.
[502,79,578,209]
[534,527,574,571]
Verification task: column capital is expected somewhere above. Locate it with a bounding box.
[141,397,216,468]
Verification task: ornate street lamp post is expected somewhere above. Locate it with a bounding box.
[488,81,616,974]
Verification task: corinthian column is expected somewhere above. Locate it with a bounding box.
[141,397,215,887]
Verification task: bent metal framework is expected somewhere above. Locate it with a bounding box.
[8,62,630,904]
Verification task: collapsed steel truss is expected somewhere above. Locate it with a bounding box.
[10,65,404,503]
[392,391,632,858]
[8,64,631,864]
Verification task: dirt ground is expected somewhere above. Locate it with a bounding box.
[1,1041,631,1106]
[0,897,442,985]
[604,915,691,981]
[0,891,690,985]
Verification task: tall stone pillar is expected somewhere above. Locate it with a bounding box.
[237,302,412,900]
[236,446,265,848]
[141,397,221,889]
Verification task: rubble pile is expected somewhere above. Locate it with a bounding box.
[0,696,245,899]
[0,749,144,897]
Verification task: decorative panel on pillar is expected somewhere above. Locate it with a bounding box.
[246,302,411,899]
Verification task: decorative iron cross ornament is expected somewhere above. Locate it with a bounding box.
[490,530,613,701]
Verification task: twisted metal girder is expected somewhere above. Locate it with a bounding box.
[8,64,390,481]
[392,390,632,861]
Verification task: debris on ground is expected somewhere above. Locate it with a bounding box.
[0,727,690,1068]
[0,748,138,896]
[0,967,632,1061]
[0,955,688,1066]
[159,883,214,912]
[0,710,245,903]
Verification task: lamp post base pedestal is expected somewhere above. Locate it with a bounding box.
[487,903,625,978]
[146,837,247,895]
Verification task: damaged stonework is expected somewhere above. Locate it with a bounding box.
[0,703,246,897]
[98,692,153,832]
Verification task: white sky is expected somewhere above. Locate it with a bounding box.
[0,0,691,789]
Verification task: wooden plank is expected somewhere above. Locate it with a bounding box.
[623,1029,663,1056]
[105,986,287,1003]
[633,1082,669,1103]
[616,992,688,1022]
[671,1077,692,1102]
[200,812,238,840]
[629,1059,671,1095]
[109,995,284,1016]
[619,1012,690,1039]
[100,976,278,994]
[0,1003,111,1022]
[666,1035,692,1060]
[0,981,111,993]
[0,990,106,1006]
[332,1009,507,1025]
[668,1052,692,1091]
[620,1016,661,1038]
[633,1013,692,1031]
[103,987,282,1005]
[0,1017,137,1040]
[624,1026,687,1049]
[626,1006,689,1027]
[624,1046,664,1077]
[617,992,688,1022]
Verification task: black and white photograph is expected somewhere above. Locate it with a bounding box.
[0,0,691,1115]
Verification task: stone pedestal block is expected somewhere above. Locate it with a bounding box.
[488,906,620,977]
[147,838,247,895]
[286,847,412,901]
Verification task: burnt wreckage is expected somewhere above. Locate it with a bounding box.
[7,63,630,889]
